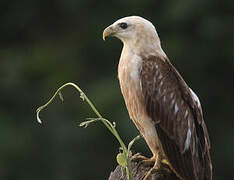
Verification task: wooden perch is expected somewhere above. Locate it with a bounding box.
[109,154,179,180]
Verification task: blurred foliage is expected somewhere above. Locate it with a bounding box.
[0,0,234,179]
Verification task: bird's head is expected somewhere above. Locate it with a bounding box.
[103,16,164,57]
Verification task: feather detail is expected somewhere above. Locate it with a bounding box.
[140,55,212,180]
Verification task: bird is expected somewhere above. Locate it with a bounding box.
[103,16,212,180]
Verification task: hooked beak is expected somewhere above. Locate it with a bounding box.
[103,25,115,41]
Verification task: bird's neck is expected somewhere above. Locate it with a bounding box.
[122,38,166,59]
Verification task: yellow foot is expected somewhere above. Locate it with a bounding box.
[143,167,156,180]
[141,156,156,167]
[131,153,156,168]
[161,159,171,172]
[143,154,161,180]
[161,158,170,167]
[143,159,172,180]
[131,153,148,161]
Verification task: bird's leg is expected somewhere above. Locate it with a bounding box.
[143,153,162,180]
[131,153,149,161]
[131,152,157,174]
[141,155,158,167]
[131,152,159,169]
[131,152,171,179]
[161,158,171,168]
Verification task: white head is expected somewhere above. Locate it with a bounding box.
[103,16,165,57]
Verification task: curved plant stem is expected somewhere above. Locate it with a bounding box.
[36,82,132,180]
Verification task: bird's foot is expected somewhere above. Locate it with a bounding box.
[131,153,156,170]
[131,153,172,179]
[131,153,156,177]
[131,153,173,179]
[142,154,161,180]
[141,156,156,167]
[161,159,172,174]
[131,153,149,162]
[161,159,171,169]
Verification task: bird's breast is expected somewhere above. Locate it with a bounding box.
[118,53,148,133]
[117,51,162,155]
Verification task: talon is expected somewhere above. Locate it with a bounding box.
[143,154,161,180]
[161,159,173,173]
[161,158,170,166]
[141,157,156,167]
[131,153,148,161]
[131,153,154,173]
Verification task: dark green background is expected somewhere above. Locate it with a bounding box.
[0,0,233,179]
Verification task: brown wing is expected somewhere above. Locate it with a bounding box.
[140,56,212,180]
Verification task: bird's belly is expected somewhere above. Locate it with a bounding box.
[118,68,161,155]
[118,68,146,131]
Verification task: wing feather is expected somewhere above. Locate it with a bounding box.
[140,56,212,180]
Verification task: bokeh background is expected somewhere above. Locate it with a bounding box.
[0,0,233,179]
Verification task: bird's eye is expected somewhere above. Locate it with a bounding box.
[119,22,128,29]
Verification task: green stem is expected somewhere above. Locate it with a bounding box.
[66,83,127,152]
[36,82,132,180]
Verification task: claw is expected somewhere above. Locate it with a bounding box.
[161,158,170,167]
[131,153,155,173]
[142,154,161,180]
[141,157,156,167]
[131,153,170,179]
[131,153,148,161]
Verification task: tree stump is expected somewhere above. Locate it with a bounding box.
[108,154,179,180]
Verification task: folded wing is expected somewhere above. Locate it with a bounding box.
[140,56,212,180]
